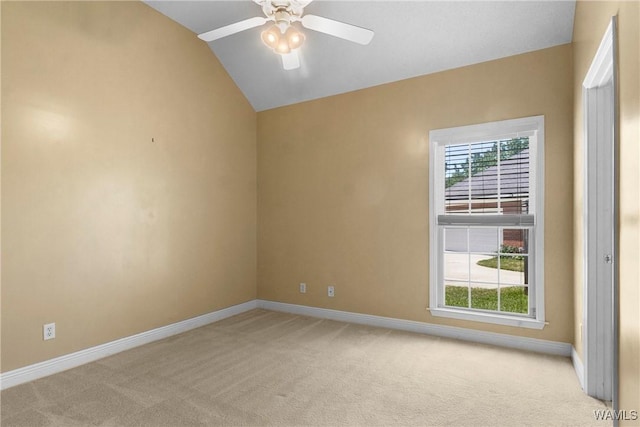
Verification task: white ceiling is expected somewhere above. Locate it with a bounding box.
[145,1,576,111]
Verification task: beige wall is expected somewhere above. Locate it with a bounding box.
[572,0,640,418]
[4,1,635,412]
[258,44,574,343]
[1,1,257,372]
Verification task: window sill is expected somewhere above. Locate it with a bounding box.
[429,307,546,330]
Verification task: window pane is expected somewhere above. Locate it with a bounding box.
[498,255,527,285]
[500,286,529,314]
[469,227,498,253]
[470,284,498,311]
[444,227,468,252]
[444,253,469,281]
[444,138,530,216]
[443,227,529,310]
[445,144,470,213]
[471,254,498,284]
[500,228,528,254]
[468,141,499,214]
[499,229,528,286]
[445,283,469,308]
[499,138,529,214]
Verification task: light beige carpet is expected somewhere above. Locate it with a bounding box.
[1,309,608,426]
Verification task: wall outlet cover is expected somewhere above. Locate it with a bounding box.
[43,323,56,340]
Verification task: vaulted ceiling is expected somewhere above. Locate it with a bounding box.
[145,1,576,111]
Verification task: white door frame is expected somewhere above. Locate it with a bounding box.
[582,16,618,408]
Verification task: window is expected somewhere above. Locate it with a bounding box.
[429,116,545,329]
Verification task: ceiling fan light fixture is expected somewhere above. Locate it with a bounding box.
[276,39,291,54]
[285,27,305,50]
[261,25,281,50]
[262,24,305,56]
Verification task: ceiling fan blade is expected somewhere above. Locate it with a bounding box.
[301,14,374,45]
[281,51,300,70]
[197,17,267,42]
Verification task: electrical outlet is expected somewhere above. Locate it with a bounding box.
[43,323,55,340]
[328,286,335,297]
[299,283,306,293]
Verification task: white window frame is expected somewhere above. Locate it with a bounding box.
[429,116,546,329]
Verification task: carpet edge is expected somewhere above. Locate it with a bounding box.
[257,299,573,357]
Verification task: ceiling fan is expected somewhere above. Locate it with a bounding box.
[197,0,374,71]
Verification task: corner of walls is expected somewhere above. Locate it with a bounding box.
[256,44,575,345]
[572,346,585,390]
[1,1,257,373]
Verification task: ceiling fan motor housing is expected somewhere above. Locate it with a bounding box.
[259,1,306,24]
[274,9,293,33]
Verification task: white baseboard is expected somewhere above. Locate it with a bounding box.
[572,346,585,390]
[0,300,258,390]
[257,300,572,357]
[1,299,573,390]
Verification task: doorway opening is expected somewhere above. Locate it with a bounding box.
[582,16,618,411]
